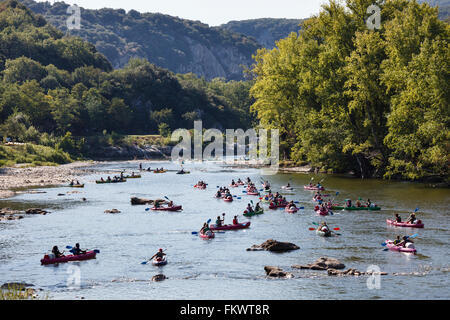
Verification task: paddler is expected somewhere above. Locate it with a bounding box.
[232,215,239,225]
[246,203,254,213]
[71,243,86,255]
[255,202,262,212]
[394,213,402,222]
[393,235,402,245]
[406,212,417,224]
[215,215,224,227]
[52,246,63,258]
[237,178,243,184]
[398,235,414,248]
[231,179,236,186]
[150,248,166,261]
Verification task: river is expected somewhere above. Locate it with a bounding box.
[0,161,449,299]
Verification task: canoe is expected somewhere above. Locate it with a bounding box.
[124,175,141,179]
[152,257,167,266]
[315,208,329,216]
[236,182,245,186]
[176,171,190,174]
[304,185,325,191]
[269,202,287,209]
[230,184,239,188]
[69,184,84,188]
[385,240,417,254]
[41,250,97,265]
[281,186,293,190]
[247,191,260,196]
[153,170,167,173]
[386,219,424,228]
[223,196,233,202]
[331,205,381,211]
[150,205,182,211]
[316,229,332,237]
[210,221,251,231]
[95,179,126,184]
[243,209,264,217]
[285,206,299,213]
[199,231,215,239]
[194,184,206,189]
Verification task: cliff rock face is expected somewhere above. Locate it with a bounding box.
[20,0,260,80]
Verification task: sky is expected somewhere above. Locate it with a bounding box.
[37,0,328,26]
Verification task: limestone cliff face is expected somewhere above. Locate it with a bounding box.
[175,37,252,80]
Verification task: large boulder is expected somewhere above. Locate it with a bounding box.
[151,274,167,282]
[264,266,294,279]
[247,239,300,252]
[25,208,48,215]
[292,257,345,270]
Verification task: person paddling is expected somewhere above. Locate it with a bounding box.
[255,202,262,212]
[246,203,254,213]
[394,213,402,223]
[150,248,166,261]
[232,215,239,225]
[406,212,417,224]
[215,215,224,227]
[52,246,63,258]
[71,243,86,255]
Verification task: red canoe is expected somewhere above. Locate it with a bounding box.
[285,206,299,213]
[315,208,329,216]
[386,219,424,228]
[269,202,288,209]
[223,196,233,202]
[199,231,215,239]
[194,185,206,189]
[304,185,325,191]
[41,250,97,265]
[209,221,251,231]
[151,205,182,211]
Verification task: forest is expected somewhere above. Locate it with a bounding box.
[250,0,449,182]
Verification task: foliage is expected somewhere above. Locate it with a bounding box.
[250,0,449,180]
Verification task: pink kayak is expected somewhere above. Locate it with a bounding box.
[151,205,182,211]
[285,206,299,213]
[194,185,206,189]
[315,208,329,216]
[229,184,239,188]
[247,191,260,196]
[304,185,325,191]
[209,221,251,231]
[386,219,424,228]
[223,196,233,202]
[199,231,215,239]
[41,250,97,265]
[385,240,417,254]
[152,257,167,266]
[269,202,288,209]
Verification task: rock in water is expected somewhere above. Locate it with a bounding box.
[25,208,48,215]
[292,257,345,270]
[264,266,294,279]
[105,209,121,214]
[247,239,300,252]
[151,274,167,282]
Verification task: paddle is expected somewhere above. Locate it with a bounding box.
[192,219,212,235]
[65,246,100,254]
[141,249,167,265]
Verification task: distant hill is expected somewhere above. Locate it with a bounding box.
[220,18,303,49]
[419,0,450,20]
[20,0,261,80]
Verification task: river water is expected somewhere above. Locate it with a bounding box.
[0,161,449,299]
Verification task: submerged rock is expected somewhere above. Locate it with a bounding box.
[292,257,345,270]
[151,274,167,282]
[1,282,34,290]
[25,208,48,215]
[264,266,294,279]
[131,197,167,205]
[105,209,121,214]
[328,268,388,276]
[247,239,300,252]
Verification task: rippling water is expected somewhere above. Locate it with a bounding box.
[0,161,449,299]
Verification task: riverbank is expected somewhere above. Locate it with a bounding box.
[0,162,97,199]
